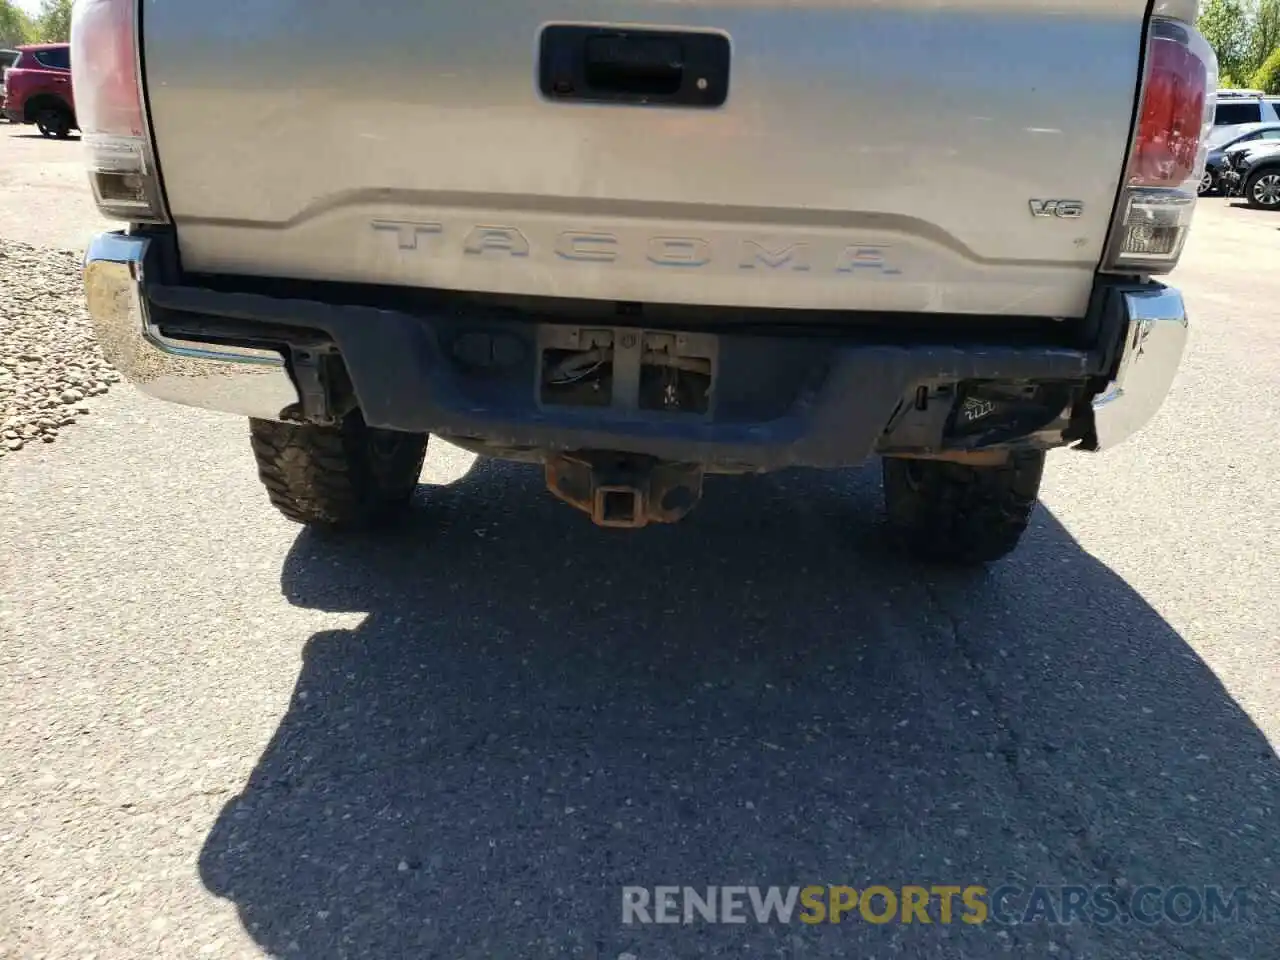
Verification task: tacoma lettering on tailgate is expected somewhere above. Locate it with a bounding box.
[371,220,900,275]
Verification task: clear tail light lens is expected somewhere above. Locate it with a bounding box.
[1104,18,1216,274]
[70,0,168,222]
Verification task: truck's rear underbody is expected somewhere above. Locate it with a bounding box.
[87,229,1186,527]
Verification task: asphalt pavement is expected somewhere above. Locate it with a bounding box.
[1,128,1278,958]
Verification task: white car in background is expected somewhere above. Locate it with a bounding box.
[1212,89,1280,136]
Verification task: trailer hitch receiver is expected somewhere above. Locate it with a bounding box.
[545,453,704,528]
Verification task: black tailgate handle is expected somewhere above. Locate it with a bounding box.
[540,26,729,107]
[585,35,684,96]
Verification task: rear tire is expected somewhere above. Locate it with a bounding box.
[882,451,1045,565]
[35,106,72,139]
[249,413,429,529]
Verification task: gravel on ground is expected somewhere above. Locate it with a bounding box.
[0,240,118,457]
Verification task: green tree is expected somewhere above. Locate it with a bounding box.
[33,0,71,43]
[1248,0,1280,77]
[0,0,33,47]
[1251,44,1280,92]
[1200,0,1252,80]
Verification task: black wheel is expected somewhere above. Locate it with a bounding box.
[1244,168,1280,210]
[882,451,1045,565]
[1198,169,1216,196]
[35,106,72,139]
[249,413,429,529]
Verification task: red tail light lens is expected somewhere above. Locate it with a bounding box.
[71,0,167,222]
[71,0,143,138]
[1104,19,1216,274]
[1128,27,1209,187]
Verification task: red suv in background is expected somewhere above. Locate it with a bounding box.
[2,43,77,138]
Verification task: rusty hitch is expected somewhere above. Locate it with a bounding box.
[545,453,704,528]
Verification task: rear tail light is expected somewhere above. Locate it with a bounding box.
[1104,18,1216,274]
[70,0,167,222]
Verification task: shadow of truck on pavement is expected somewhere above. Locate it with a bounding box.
[199,458,1279,958]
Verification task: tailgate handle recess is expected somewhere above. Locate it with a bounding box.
[585,35,684,96]
[540,26,729,107]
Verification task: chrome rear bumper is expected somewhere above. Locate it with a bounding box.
[83,229,1186,458]
[1090,286,1188,450]
[83,233,300,420]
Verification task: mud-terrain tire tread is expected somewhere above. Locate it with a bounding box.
[882,451,1045,564]
[249,415,428,529]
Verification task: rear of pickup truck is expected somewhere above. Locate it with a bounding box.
[74,0,1215,562]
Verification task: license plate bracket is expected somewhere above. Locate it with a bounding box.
[537,324,718,418]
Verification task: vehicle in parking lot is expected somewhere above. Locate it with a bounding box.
[1219,138,1279,183]
[1224,144,1280,209]
[75,0,1214,564]
[1218,140,1280,196]
[1200,122,1280,195]
[1,43,76,138]
[1,48,19,119]
[1211,90,1280,135]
